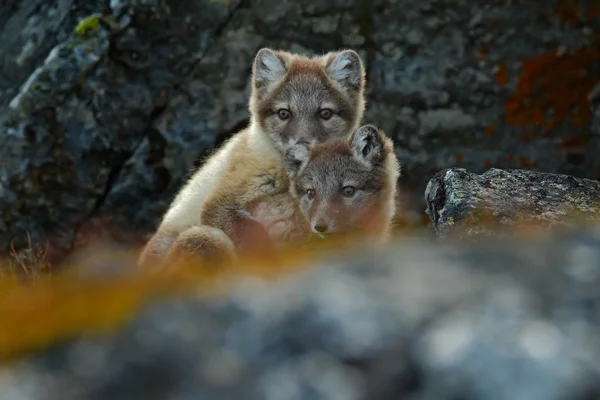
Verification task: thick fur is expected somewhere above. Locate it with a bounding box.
[138,48,367,267]
[284,125,401,244]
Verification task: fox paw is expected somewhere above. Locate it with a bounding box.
[167,226,237,266]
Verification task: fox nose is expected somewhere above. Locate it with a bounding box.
[313,223,329,234]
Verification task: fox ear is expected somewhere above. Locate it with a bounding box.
[350,125,386,168]
[284,141,311,178]
[252,48,288,94]
[325,50,365,93]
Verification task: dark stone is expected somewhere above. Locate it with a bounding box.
[0,0,241,257]
[3,226,600,398]
[425,168,600,238]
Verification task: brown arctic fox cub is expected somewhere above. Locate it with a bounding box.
[283,124,400,245]
[138,47,367,266]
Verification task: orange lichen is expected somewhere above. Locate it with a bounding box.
[484,125,496,136]
[519,131,537,143]
[555,0,599,26]
[455,154,464,163]
[483,160,491,168]
[555,0,582,26]
[504,44,600,129]
[517,156,539,168]
[561,137,590,149]
[518,156,529,166]
[477,43,490,61]
[0,233,387,364]
[0,274,181,363]
[496,64,508,85]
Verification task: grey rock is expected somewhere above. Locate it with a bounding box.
[418,108,476,136]
[0,0,111,112]
[425,168,600,238]
[0,0,241,257]
[2,227,600,398]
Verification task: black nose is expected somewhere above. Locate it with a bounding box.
[314,224,328,233]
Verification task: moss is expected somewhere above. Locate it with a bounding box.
[74,15,102,37]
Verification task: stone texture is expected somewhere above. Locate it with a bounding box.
[1,0,599,258]
[0,0,242,258]
[425,168,600,238]
[2,226,600,399]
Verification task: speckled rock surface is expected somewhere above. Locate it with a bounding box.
[2,227,600,399]
[0,0,242,257]
[425,167,600,238]
[1,0,599,257]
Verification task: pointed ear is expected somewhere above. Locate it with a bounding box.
[252,48,288,94]
[324,50,365,94]
[350,125,387,168]
[284,141,311,178]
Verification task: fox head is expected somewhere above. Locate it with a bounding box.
[249,48,366,152]
[284,125,400,240]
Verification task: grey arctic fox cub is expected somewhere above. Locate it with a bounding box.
[284,124,400,245]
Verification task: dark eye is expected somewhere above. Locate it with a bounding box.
[278,109,291,120]
[342,186,356,197]
[319,109,333,120]
[306,189,315,199]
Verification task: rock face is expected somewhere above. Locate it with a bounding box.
[1,0,599,257]
[425,168,600,238]
[2,227,600,399]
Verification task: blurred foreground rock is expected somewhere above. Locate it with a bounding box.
[426,168,600,238]
[2,226,600,399]
[1,0,599,259]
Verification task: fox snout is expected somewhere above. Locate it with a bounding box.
[309,204,346,237]
[311,218,333,235]
[282,118,337,149]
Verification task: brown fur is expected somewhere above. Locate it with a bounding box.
[164,226,237,266]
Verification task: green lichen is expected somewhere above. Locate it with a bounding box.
[448,217,455,225]
[74,15,101,36]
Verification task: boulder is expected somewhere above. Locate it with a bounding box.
[2,227,600,399]
[425,168,600,238]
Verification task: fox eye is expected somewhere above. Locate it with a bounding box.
[342,186,356,197]
[306,189,315,200]
[319,109,333,120]
[278,109,291,120]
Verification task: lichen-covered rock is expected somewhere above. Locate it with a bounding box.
[0,0,111,115]
[1,0,599,258]
[425,167,600,238]
[0,0,241,257]
[2,227,600,399]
